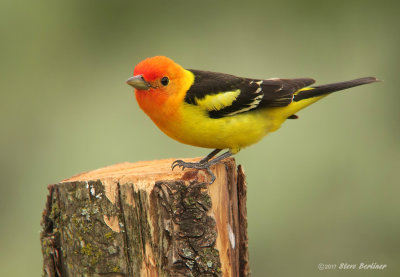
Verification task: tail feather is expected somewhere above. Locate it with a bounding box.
[293,77,378,102]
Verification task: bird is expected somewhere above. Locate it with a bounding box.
[126,56,378,183]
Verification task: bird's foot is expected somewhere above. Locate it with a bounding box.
[171,160,216,184]
[171,160,208,171]
[171,151,232,184]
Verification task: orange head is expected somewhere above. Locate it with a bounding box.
[127,56,190,101]
[126,56,194,123]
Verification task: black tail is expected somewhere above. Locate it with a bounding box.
[293,77,379,102]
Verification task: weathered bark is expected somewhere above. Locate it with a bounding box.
[41,157,249,276]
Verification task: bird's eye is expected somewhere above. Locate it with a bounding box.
[161,76,169,86]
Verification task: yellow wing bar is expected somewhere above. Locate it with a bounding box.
[195,89,241,111]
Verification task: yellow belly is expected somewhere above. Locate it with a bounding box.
[156,103,283,153]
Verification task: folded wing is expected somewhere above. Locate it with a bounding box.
[185,70,315,119]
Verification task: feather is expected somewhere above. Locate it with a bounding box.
[294,77,378,101]
[185,70,315,119]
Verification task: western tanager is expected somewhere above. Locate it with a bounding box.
[127,56,378,182]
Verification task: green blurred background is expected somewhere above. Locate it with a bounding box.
[1,0,399,276]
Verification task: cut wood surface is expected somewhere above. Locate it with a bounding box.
[41,157,250,277]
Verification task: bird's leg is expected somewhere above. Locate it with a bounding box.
[171,149,221,170]
[199,149,222,164]
[171,150,232,184]
[172,149,222,170]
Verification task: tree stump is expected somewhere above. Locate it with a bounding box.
[40,157,250,277]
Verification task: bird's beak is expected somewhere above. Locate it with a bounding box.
[126,75,150,90]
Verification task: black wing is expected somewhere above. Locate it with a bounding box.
[185,70,315,119]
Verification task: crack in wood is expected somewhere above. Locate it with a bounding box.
[116,182,133,276]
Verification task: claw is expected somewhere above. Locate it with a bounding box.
[171,160,184,171]
[206,167,216,184]
[170,159,216,184]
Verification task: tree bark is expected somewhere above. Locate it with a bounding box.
[41,157,250,277]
